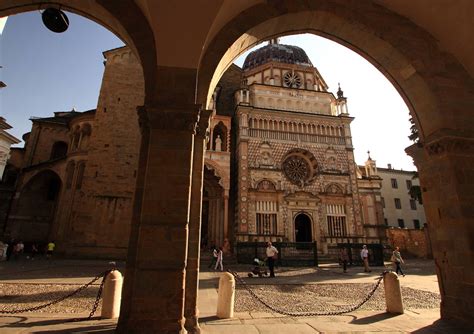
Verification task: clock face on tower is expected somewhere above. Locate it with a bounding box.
[283,72,302,88]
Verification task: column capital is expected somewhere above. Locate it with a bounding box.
[196,109,213,140]
[406,130,474,168]
[424,135,474,156]
[137,103,201,134]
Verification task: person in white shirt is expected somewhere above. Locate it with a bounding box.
[360,245,371,272]
[266,242,279,277]
[214,247,224,271]
[208,246,218,269]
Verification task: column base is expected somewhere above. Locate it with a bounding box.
[184,315,201,334]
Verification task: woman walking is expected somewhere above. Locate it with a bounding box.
[214,247,224,271]
[391,246,405,276]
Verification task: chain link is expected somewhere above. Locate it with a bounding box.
[0,269,112,320]
[229,269,387,317]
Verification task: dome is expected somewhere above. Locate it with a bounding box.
[242,43,313,71]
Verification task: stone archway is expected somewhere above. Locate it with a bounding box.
[196,2,474,326]
[1,0,473,330]
[8,170,62,242]
[294,213,312,243]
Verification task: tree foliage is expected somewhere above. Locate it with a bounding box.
[409,185,423,205]
[408,116,419,143]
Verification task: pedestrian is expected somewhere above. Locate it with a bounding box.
[391,246,405,276]
[214,246,223,271]
[46,241,55,259]
[339,248,349,273]
[208,245,218,269]
[0,241,7,261]
[6,239,14,261]
[13,241,24,260]
[266,241,278,277]
[30,243,39,260]
[360,244,371,272]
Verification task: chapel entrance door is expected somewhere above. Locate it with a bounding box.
[294,213,312,242]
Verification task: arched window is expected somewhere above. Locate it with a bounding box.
[79,124,92,150]
[71,125,81,151]
[66,161,75,189]
[212,122,228,152]
[257,179,276,191]
[75,161,86,190]
[50,141,68,160]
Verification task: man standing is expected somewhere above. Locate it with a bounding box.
[360,245,371,272]
[339,248,349,273]
[266,242,278,277]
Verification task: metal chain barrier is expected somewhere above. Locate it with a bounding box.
[229,269,387,317]
[0,269,112,321]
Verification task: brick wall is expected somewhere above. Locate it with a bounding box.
[386,227,432,258]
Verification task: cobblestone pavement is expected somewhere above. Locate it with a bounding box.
[0,258,470,333]
[0,283,102,314]
[235,284,440,313]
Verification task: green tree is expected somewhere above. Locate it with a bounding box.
[408,116,419,144]
[409,185,423,205]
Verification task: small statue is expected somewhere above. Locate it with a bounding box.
[215,135,222,151]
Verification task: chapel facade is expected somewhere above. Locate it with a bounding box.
[232,40,384,251]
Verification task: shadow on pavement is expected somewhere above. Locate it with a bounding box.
[0,316,116,333]
[199,315,221,322]
[411,319,472,334]
[350,312,401,324]
[33,324,115,334]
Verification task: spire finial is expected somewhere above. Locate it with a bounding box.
[337,82,344,98]
[367,150,372,160]
[268,37,280,45]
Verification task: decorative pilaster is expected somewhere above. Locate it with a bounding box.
[184,109,212,333]
[406,132,474,328]
[117,103,200,334]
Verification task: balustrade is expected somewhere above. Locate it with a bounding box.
[246,128,346,145]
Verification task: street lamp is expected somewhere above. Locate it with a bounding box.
[41,8,69,33]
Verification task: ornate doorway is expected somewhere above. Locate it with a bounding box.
[294,213,312,242]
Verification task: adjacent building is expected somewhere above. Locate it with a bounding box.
[377,165,426,229]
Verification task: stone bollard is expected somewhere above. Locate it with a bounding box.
[101,270,123,319]
[216,272,235,319]
[383,271,404,314]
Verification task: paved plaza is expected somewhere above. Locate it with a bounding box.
[0,258,471,333]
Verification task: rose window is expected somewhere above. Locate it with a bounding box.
[283,156,310,185]
[281,149,318,187]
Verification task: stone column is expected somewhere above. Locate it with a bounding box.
[117,104,199,334]
[406,132,474,328]
[223,190,229,239]
[184,109,212,333]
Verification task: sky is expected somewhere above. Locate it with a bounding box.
[0,12,415,171]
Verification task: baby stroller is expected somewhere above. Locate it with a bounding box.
[248,258,269,277]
